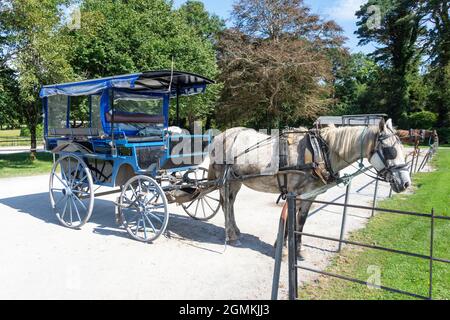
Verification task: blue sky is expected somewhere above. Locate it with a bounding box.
[173,0,375,54]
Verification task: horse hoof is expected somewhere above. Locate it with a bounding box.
[297,250,307,261]
[228,240,242,247]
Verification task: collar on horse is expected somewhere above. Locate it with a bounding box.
[278,129,339,185]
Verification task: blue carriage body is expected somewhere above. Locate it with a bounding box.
[40,71,215,188]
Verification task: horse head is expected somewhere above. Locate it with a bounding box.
[369,119,411,193]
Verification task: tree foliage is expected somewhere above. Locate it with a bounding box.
[68,0,221,129]
[356,0,427,122]
[0,0,75,158]
[218,0,346,129]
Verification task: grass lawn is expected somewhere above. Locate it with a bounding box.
[0,129,32,147]
[0,129,21,137]
[299,149,450,300]
[0,152,53,178]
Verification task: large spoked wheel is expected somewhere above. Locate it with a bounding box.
[182,168,220,221]
[49,154,95,229]
[118,176,169,243]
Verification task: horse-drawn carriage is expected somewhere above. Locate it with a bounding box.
[40,71,220,243]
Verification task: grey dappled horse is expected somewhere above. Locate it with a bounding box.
[208,119,411,257]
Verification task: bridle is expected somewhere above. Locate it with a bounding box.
[369,129,409,182]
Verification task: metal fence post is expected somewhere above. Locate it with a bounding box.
[429,208,435,300]
[410,152,416,176]
[271,203,287,300]
[338,182,352,252]
[287,192,297,300]
[371,179,379,217]
[414,149,421,173]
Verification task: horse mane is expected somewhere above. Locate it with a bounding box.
[320,125,380,172]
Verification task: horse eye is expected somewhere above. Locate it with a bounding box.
[383,147,398,160]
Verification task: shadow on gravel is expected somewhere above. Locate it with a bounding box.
[0,192,275,257]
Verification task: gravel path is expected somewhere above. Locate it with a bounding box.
[0,148,431,299]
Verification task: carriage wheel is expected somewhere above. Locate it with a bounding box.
[118,175,169,243]
[182,168,220,221]
[49,154,94,229]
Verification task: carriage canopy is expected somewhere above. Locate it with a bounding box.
[40,70,215,98]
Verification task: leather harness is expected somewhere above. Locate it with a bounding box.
[224,129,338,197]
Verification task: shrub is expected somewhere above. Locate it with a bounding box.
[20,124,44,138]
[407,111,438,129]
[437,127,450,144]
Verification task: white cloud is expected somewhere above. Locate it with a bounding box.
[324,0,367,21]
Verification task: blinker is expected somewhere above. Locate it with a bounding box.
[382,147,397,160]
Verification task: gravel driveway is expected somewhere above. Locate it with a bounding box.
[0,148,430,299]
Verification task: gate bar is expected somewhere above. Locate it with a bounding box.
[297,231,450,264]
[299,199,450,221]
[296,265,430,300]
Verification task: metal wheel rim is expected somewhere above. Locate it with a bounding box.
[119,175,169,243]
[182,168,220,221]
[49,154,94,229]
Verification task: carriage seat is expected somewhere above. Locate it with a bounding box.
[105,111,165,124]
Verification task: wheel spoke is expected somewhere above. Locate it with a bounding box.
[200,198,206,218]
[134,217,141,235]
[68,158,72,185]
[54,194,66,207]
[194,199,200,217]
[69,197,73,226]
[71,197,83,223]
[73,193,88,211]
[203,196,216,212]
[71,161,80,188]
[144,193,158,206]
[142,215,148,239]
[60,196,69,220]
[144,213,158,234]
[72,174,88,189]
[205,195,220,202]
[54,173,69,188]
[184,199,196,210]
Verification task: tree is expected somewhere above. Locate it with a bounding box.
[218,0,346,129]
[177,0,225,45]
[356,0,428,123]
[68,0,220,130]
[424,0,449,131]
[0,0,75,159]
[333,53,380,115]
[0,62,20,129]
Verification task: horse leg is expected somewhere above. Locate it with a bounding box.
[220,181,242,246]
[228,181,242,239]
[281,199,302,246]
[295,199,315,260]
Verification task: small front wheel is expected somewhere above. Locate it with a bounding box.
[182,168,220,221]
[118,176,169,243]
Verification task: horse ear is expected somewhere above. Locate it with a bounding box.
[386,119,394,131]
[379,118,386,132]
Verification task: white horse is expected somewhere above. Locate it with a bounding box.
[207,119,411,256]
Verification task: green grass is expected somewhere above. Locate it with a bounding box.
[0,152,53,178]
[0,129,32,147]
[0,129,21,137]
[299,149,450,300]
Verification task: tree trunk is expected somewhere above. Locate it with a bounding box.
[29,123,37,161]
